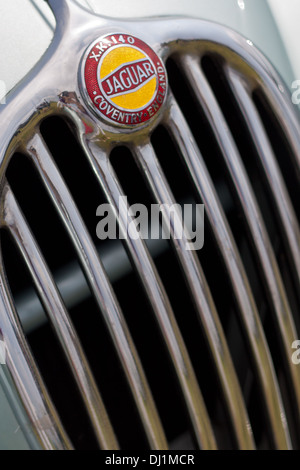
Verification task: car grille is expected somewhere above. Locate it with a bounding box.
[0,0,299,450]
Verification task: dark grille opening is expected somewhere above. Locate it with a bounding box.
[0,230,98,450]
[112,269,190,446]
[150,126,196,204]
[203,55,300,329]
[110,146,153,207]
[66,294,149,450]
[40,119,169,447]
[200,55,300,316]
[1,17,300,451]
[3,134,154,449]
[253,90,300,318]
[153,249,236,449]
[202,58,300,306]
[6,153,77,272]
[27,314,99,451]
[110,146,195,447]
[200,54,300,447]
[2,219,149,449]
[1,228,36,308]
[253,90,300,220]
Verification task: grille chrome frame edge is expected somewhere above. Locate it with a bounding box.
[0,0,299,450]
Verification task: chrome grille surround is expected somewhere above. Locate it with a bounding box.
[0,0,299,450]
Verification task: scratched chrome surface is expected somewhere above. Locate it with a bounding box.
[0,0,300,450]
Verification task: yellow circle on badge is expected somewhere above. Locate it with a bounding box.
[99,46,158,111]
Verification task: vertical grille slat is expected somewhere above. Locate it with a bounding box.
[181,56,300,438]
[81,141,217,450]
[2,182,119,450]
[25,133,167,451]
[256,74,300,182]
[226,67,300,298]
[132,141,255,449]
[166,95,291,449]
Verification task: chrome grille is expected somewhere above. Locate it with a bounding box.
[0,0,299,450]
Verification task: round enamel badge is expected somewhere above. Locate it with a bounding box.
[80,33,167,127]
